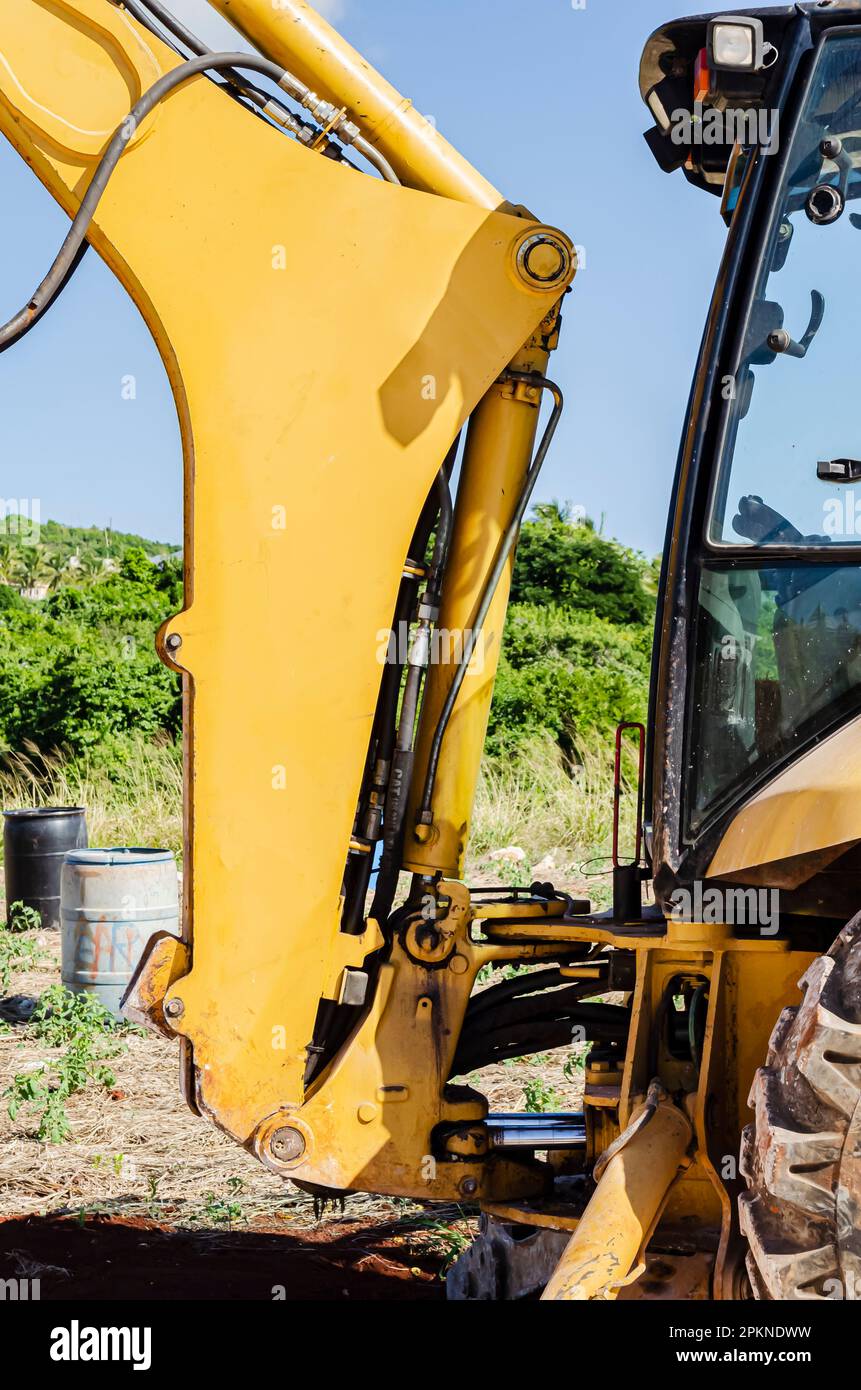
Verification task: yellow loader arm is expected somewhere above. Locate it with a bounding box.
[0,0,575,1201]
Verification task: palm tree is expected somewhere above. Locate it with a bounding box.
[41,550,70,592]
[79,551,107,585]
[14,545,51,595]
[0,540,18,586]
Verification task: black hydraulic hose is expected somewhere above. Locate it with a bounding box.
[465,966,577,1018]
[130,0,234,62]
[115,0,190,59]
[426,451,455,603]
[0,50,303,354]
[1,239,92,352]
[340,851,374,937]
[340,572,416,935]
[452,1002,629,1076]
[123,1,398,181]
[116,1,367,168]
[368,444,459,926]
[374,576,417,764]
[400,441,455,771]
[123,1,306,110]
[416,374,564,823]
[463,985,613,1038]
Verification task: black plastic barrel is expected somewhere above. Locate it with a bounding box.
[3,807,88,930]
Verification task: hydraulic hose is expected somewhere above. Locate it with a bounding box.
[118,1,314,135]
[0,26,401,355]
[351,135,400,186]
[426,467,454,604]
[0,50,304,353]
[416,374,564,824]
[120,1,399,181]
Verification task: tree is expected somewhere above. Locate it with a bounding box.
[14,545,50,595]
[0,540,19,586]
[41,550,70,592]
[78,552,108,585]
[511,504,656,627]
[120,546,157,587]
[488,604,652,758]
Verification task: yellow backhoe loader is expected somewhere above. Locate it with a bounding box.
[3,0,861,1302]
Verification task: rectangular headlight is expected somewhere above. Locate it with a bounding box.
[708,16,765,72]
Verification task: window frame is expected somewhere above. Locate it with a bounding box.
[679,26,861,844]
[701,25,861,564]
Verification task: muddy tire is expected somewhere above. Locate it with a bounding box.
[739,914,861,1300]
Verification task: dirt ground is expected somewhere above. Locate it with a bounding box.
[0,870,592,1300]
[0,1210,449,1301]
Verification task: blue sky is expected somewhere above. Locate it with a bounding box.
[0,0,733,552]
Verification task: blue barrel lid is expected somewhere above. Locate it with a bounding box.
[64,848,175,866]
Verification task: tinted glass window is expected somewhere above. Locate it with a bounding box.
[688,34,861,836]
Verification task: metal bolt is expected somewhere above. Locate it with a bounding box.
[459,1176,479,1198]
[165,633,182,652]
[416,924,441,954]
[806,183,844,226]
[516,232,571,289]
[164,997,184,1019]
[269,1126,306,1163]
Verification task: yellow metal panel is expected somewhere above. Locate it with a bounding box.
[0,1,566,1146]
[708,715,861,879]
[541,1094,693,1301]
[0,0,162,157]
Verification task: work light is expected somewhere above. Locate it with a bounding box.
[707,15,766,72]
[646,87,671,134]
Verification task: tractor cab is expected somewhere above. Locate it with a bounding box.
[640,5,861,927]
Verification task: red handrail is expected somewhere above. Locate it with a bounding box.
[612,722,646,869]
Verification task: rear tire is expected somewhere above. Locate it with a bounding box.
[739,913,861,1300]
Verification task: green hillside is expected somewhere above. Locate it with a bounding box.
[0,505,655,770]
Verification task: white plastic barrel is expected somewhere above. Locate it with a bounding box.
[60,848,179,1019]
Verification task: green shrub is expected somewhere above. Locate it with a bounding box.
[0,548,181,755]
[7,901,42,933]
[0,585,25,613]
[487,603,651,757]
[510,504,657,626]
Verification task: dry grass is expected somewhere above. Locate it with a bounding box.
[0,732,631,901]
[0,935,286,1223]
[470,734,641,909]
[0,738,182,860]
[0,934,433,1230]
[0,935,584,1230]
[0,732,619,1232]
